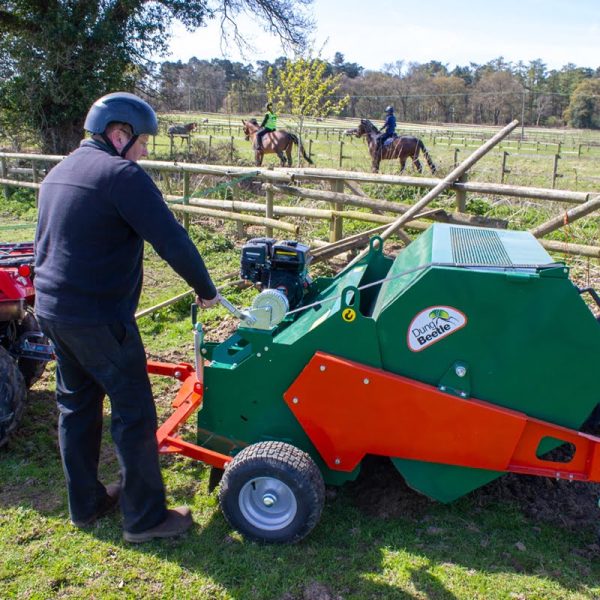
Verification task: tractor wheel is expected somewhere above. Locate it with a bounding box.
[219,441,325,544]
[17,312,47,388]
[0,345,27,448]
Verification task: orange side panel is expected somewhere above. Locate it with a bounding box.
[284,352,600,482]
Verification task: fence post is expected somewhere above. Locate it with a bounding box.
[338,141,344,169]
[1,157,9,200]
[329,179,344,242]
[208,135,213,157]
[232,184,245,238]
[265,169,274,237]
[182,172,190,231]
[230,136,235,162]
[501,151,510,183]
[455,173,468,213]
[308,139,314,163]
[453,148,460,169]
[552,154,562,189]
[31,162,39,206]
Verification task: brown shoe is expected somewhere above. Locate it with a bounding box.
[123,506,193,543]
[71,482,121,528]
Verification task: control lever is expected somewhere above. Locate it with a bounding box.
[190,303,204,383]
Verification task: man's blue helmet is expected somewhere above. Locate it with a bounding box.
[385,105,394,114]
[84,92,158,136]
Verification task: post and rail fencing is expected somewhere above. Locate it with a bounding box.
[0,150,598,259]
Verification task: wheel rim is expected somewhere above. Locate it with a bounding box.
[238,476,297,531]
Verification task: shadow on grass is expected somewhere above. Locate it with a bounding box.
[2,386,598,599]
[83,458,598,600]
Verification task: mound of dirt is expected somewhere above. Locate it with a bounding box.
[347,455,600,531]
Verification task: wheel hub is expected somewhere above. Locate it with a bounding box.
[262,492,277,507]
[238,476,297,531]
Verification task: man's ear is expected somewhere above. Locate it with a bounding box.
[105,127,125,152]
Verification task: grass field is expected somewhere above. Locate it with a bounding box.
[1,140,600,599]
[156,112,600,192]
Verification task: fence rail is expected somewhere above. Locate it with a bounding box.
[1,151,598,259]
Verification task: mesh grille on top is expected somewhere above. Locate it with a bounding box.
[450,227,513,265]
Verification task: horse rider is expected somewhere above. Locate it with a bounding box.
[376,105,397,154]
[255,102,277,151]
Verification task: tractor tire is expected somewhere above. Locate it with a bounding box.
[219,441,325,544]
[17,312,47,388]
[0,345,27,448]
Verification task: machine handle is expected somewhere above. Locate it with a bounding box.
[219,296,256,325]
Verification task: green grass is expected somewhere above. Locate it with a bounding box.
[2,382,600,599]
[1,156,600,598]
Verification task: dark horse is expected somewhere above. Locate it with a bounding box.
[348,119,436,174]
[168,122,196,144]
[242,119,313,167]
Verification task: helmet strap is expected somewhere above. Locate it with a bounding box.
[100,131,138,158]
[100,132,120,155]
[120,135,139,158]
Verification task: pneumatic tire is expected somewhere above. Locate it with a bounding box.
[0,346,27,448]
[219,441,325,544]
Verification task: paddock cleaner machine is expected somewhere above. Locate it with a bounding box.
[149,224,600,543]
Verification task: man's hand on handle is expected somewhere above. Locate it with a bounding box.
[196,292,221,309]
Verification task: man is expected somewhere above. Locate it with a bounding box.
[376,105,397,155]
[255,102,277,151]
[34,91,220,543]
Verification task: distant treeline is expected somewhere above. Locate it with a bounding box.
[153,53,600,129]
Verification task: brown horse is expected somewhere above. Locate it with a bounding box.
[348,119,436,174]
[242,119,313,167]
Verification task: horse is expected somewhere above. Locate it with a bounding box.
[347,119,436,174]
[242,119,313,167]
[167,122,196,145]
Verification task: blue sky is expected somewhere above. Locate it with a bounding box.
[163,0,599,71]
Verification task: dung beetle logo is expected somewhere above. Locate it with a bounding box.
[407,306,467,352]
[428,309,458,325]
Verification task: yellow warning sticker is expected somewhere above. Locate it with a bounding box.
[342,308,356,322]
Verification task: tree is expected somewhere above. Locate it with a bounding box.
[564,79,600,129]
[472,71,523,125]
[267,58,349,163]
[0,0,313,153]
[330,52,363,79]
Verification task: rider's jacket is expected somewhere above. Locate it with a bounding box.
[261,111,277,130]
[382,113,396,135]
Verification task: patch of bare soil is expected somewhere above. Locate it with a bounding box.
[347,455,600,532]
[204,316,239,343]
[278,582,343,600]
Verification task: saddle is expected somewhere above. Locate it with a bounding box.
[382,134,398,147]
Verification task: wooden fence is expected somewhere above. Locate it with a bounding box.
[155,124,600,189]
[1,150,599,259]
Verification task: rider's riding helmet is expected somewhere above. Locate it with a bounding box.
[266,102,273,111]
[385,105,394,114]
[84,92,158,157]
